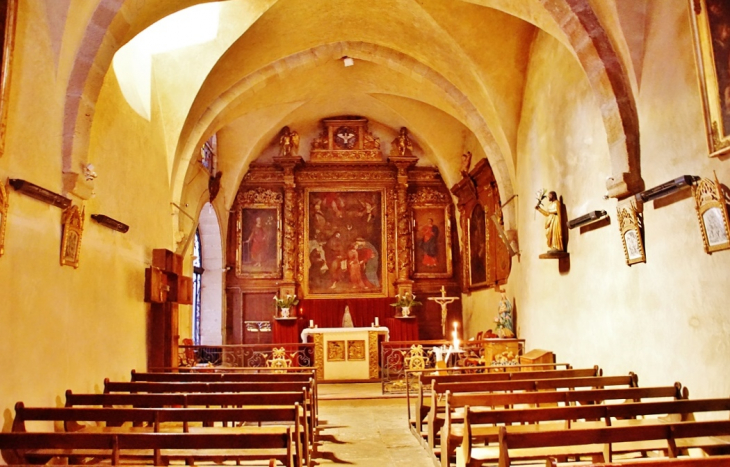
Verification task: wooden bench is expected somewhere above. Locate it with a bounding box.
[66,388,315,460]
[104,378,318,429]
[547,455,730,466]
[438,384,684,465]
[418,368,617,444]
[13,401,309,466]
[0,430,296,466]
[456,402,730,467]
[404,362,572,427]
[129,370,319,425]
[414,366,602,434]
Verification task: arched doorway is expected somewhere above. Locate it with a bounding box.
[196,202,224,345]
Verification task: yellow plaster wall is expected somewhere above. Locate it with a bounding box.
[504,2,730,397]
[0,2,179,420]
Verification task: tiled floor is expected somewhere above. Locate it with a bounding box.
[314,397,435,466]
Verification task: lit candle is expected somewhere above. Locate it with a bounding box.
[375,317,379,327]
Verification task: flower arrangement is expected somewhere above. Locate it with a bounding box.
[534,188,547,209]
[389,292,422,308]
[273,294,299,309]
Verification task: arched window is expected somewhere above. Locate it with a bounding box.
[192,229,204,344]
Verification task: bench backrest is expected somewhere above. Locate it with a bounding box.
[495,419,730,466]
[435,374,637,395]
[131,369,315,382]
[13,402,302,433]
[66,389,306,408]
[447,384,683,410]
[104,379,312,394]
[0,430,292,466]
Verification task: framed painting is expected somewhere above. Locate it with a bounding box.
[412,205,452,278]
[236,206,281,278]
[304,188,385,297]
[60,204,84,268]
[617,198,645,266]
[0,178,7,256]
[468,203,488,288]
[689,0,730,156]
[693,174,730,253]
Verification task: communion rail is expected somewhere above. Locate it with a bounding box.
[169,343,315,369]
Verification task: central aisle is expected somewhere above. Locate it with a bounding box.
[314,393,434,466]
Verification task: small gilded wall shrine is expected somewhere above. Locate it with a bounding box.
[225,117,510,344]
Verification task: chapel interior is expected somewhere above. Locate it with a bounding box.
[1,0,730,428]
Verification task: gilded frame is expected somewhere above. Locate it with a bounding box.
[0,178,7,256]
[234,188,283,279]
[693,175,730,253]
[410,187,453,279]
[304,187,386,298]
[617,199,645,266]
[467,203,489,289]
[689,0,730,156]
[0,0,17,159]
[60,204,84,268]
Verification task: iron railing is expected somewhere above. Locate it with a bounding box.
[177,343,315,369]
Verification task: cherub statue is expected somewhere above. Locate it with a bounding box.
[278,126,299,157]
[535,190,565,253]
[391,127,413,157]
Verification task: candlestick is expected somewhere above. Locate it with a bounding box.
[375,317,379,327]
[309,320,314,328]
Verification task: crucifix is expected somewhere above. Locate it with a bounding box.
[427,286,460,338]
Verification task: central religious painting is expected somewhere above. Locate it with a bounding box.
[305,188,386,297]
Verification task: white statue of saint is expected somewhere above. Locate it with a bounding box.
[342,305,354,327]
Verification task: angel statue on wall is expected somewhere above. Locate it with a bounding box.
[534,189,566,255]
[390,127,413,157]
[278,126,299,157]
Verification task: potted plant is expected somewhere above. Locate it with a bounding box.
[273,293,299,318]
[390,292,422,317]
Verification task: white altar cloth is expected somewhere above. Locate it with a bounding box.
[300,326,390,343]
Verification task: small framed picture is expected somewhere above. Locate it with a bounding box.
[410,190,453,279]
[60,205,84,268]
[693,174,730,254]
[468,203,489,288]
[234,188,283,279]
[689,0,730,156]
[616,198,645,266]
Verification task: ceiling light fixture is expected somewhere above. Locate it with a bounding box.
[342,56,354,67]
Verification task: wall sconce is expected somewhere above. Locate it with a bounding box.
[9,179,71,209]
[91,214,129,233]
[636,175,700,203]
[568,210,608,229]
[342,56,354,67]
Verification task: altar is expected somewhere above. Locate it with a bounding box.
[301,326,389,381]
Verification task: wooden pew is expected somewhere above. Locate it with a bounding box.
[0,430,296,466]
[104,378,318,429]
[414,366,602,434]
[129,369,319,424]
[404,362,572,427]
[438,384,684,465]
[66,389,314,462]
[548,455,730,466]
[456,400,730,467]
[417,367,611,442]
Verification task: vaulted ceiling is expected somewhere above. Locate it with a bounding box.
[63,0,639,214]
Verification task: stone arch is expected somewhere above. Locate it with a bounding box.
[197,202,224,345]
[539,0,642,198]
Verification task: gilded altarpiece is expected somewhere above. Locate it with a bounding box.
[451,158,510,291]
[234,187,283,279]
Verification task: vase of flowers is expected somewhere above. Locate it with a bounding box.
[274,293,299,318]
[390,292,422,317]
